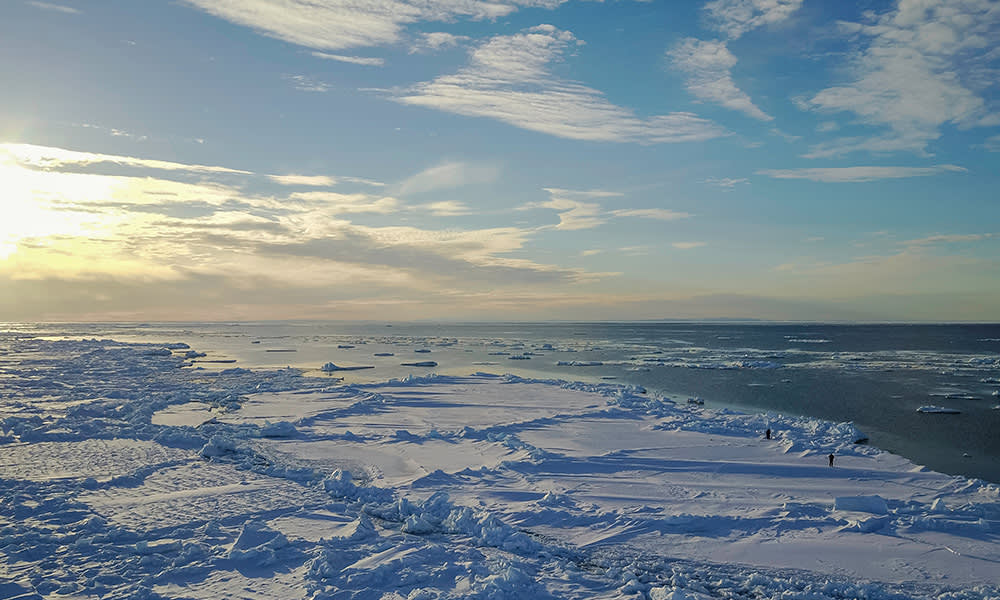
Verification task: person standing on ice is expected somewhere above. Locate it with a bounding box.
[828,453,835,467]
[765,428,771,440]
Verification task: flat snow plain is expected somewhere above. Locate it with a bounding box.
[1,337,998,599]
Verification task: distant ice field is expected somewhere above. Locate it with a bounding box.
[6,321,1000,483]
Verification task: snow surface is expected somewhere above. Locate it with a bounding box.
[1,336,999,599]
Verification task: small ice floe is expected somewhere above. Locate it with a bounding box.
[320,362,374,372]
[184,350,206,358]
[401,361,437,367]
[508,355,531,360]
[144,347,173,357]
[916,405,961,414]
[414,349,432,353]
[337,344,355,349]
[686,397,705,405]
[373,352,394,357]
[265,349,297,353]
[556,360,603,366]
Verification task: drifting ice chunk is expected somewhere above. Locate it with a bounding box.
[321,362,374,372]
[917,406,961,414]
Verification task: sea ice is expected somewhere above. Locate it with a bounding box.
[2,336,999,600]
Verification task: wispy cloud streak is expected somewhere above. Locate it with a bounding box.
[669,38,772,121]
[758,164,967,182]
[397,26,728,144]
[182,0,568,51]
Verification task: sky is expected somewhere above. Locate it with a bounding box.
[1,0,999,322]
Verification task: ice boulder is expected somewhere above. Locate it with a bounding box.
[199,435,237,457]
[401,514,437,534]
[260,421,297,438]
[834,495,889,515]
[839,515,890,533]
[323,469,357,497]
[227,522,288,565]
[650,588,713,600]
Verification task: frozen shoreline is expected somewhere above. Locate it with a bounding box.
[1,336,999,599]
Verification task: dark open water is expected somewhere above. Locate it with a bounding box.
[8,321,1000,483]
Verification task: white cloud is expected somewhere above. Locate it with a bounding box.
[2,145,596,304]
[76,123,149,141]
[421,201,473,217]
[802,0,1000,157]
[702,176,748,189]
[311,52,385,66]
[757,164,967,182]
[287,191,401,214]
[535,196,606,231]
[27,1,80,14]
[182,0,567,52]
[409,32,469,54]
[703,0,803,39]
[269,173,384,187]
[397,161,501,196]
[669,38,772,121]
[397,26,728,144]
[284,74,331,92]
[3,143,386,189]
[526,188,690,230]
[268,174,337,187]
[1,142,252,175]
[672,241,706,249]
[902,233,994,247]
[610,208,693,221]
[984,134,1000,152]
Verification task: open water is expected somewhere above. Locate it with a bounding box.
[6,321,1000,483]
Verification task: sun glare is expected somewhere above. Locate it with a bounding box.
[0,160,119,259]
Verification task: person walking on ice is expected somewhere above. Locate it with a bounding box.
[828,453,835,467]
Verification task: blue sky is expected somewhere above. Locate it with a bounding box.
[1,0,998,321]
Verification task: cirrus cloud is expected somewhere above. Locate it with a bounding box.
[397,25,729,144]
[757,164,967,182]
